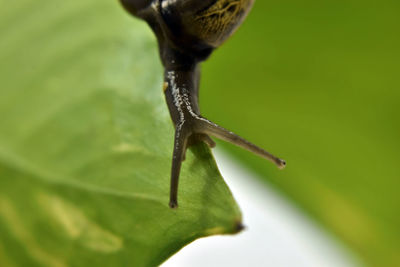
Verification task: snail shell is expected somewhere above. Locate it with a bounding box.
[161,0,255,48]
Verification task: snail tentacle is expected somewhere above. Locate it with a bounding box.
[198,118,286,169]
[169,123,189,209]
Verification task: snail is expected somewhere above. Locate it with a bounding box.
[120,0,286,208]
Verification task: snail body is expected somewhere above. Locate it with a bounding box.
[120,0,285,208]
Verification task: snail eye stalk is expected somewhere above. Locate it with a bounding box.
[201,121,286,169]
[168,113,286,209]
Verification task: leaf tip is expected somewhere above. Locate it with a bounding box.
[234,221,245,233]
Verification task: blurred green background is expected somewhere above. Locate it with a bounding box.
[201,1,400,266]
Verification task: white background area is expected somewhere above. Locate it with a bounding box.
[162,148,361,267]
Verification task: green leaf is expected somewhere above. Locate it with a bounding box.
[0,1,241,266]
[202,1,400,265]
